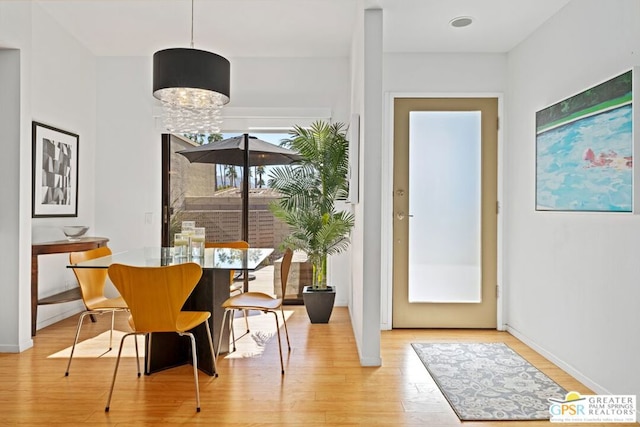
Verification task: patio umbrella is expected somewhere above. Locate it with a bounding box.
[177,134,301,287]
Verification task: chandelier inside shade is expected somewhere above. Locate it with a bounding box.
[154,86,228,109]
[158,102,223,134]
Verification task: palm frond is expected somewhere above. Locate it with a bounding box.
[269,120,354,276]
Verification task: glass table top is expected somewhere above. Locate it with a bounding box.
[68,247,274,270]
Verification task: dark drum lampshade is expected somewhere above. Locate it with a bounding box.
[152,47,231,108]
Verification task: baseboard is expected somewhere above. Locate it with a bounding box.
[506,325,612,395]
[37,305,83,332]
[334,298,347,307]
[0,343,23,353]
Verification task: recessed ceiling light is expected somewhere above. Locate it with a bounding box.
[449,16,474,28]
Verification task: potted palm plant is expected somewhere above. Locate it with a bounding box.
[268,121,355,323]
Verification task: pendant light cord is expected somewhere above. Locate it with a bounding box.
[190,0,194,48]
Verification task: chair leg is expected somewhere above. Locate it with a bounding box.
[204,320,218,377]
[108,309,116,350]
[183,332,201,412]
[134,333,141,377]
[269,311,285,375]
[280,307,291,352]
[105,333,133,412]
[216,310,230,360]
[243,309,249,333]
[65,311,91,376]
[229,310,237,352]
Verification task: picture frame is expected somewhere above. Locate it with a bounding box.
[32,121,79,218]
[346,113,360,204]
[535,69,633,212]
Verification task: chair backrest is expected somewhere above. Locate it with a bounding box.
[205,241,249,282]
[107,263,203,333]
[279,248,293,299]
[69,246,112,304]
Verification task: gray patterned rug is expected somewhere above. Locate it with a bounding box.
[411,342,566,421]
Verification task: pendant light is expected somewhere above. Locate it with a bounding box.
[153,0,230,133]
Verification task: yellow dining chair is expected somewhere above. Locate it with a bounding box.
[105,262,216,412]
[66,246,129,376]
[204,240,250,292]
[217,248,293,374]
[205,240,250,334]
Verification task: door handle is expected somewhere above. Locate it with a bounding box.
[396,212,415,220]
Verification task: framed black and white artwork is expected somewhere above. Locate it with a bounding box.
[32,121,79,218]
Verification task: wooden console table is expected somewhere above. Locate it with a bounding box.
[31,237,109,336]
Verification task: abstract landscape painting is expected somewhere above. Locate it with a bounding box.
[536,70,633,212]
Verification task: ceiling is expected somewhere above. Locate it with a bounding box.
[34,0,571,58]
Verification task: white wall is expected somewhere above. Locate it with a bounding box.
[0,48,23,351]
[228,57,350,121]
[1,1,97,344]
[505,0,640,398]
[1,1,100,343]
[356,8,383,366]
[0,1,34,352]
[95,56,160,253]
[29,3,98,330]
[384,53,508,94]
[349,5,367,362]
[347,6,385,366]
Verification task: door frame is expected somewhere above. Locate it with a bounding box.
[380,92,506,331]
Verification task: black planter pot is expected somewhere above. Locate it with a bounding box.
[302,286,336,323]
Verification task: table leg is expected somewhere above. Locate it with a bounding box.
[145,333,190,375]
[184,269,231,375]
[145,268,230,376]
[31,254,38,337]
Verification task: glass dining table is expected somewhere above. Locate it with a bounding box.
[68,246,273,376]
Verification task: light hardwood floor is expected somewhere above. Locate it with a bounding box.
[0,306,632,426]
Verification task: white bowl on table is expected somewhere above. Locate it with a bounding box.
[62,226,89,241]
